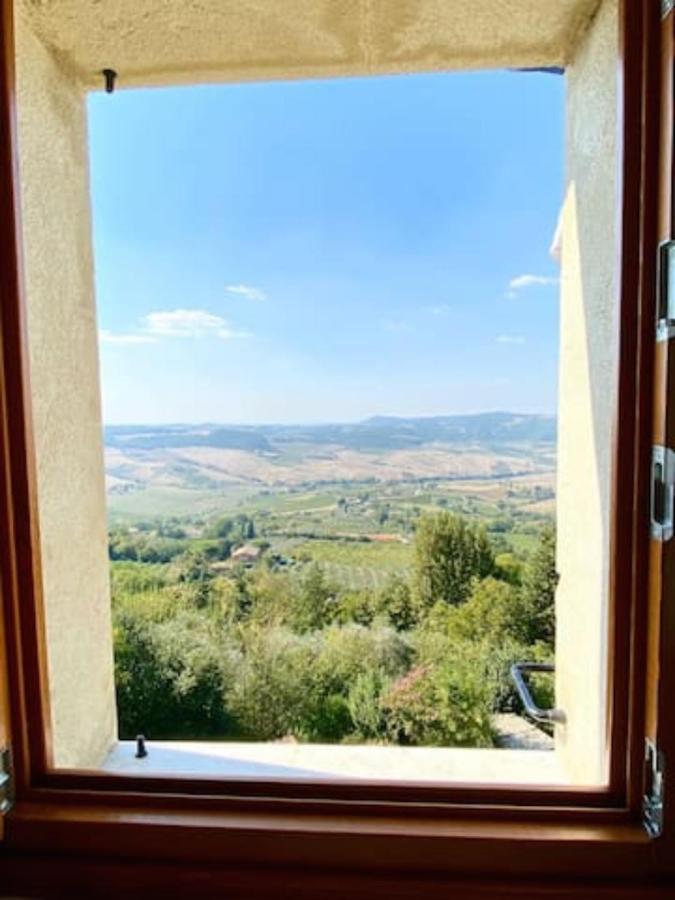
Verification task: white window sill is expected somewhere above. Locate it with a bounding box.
[102,738,569,785]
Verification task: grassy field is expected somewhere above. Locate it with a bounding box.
[107,484,256,522]
[310,561,409,591]
[292,539,412,567]
[287,539,413,589]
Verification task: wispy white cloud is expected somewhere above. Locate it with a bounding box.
[101,309,250,345]
[508,274,559,291]
[428,304,452,316]
[382,319,411,333]
[225,284,267,302]
[143,309,246,339]
[496,334,526,345]
[99,330,158,345]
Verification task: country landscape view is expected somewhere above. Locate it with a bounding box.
[106,412,558,749]
[93,70,563,753]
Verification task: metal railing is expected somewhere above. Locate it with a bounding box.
[510,662,565,725]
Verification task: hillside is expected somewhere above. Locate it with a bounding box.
[105,412,556,454]
[104,413,556,520]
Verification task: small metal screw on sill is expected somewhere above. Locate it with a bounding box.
[135,734,148,759]
[102,68,117,94]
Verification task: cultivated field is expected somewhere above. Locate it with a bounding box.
[106,414,557,572]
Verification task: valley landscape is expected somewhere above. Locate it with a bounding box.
[108,412,558,749]
[106,411,556,522]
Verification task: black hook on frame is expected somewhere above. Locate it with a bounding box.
[102,68,117,94]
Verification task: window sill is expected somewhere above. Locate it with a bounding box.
[100,739,568,785]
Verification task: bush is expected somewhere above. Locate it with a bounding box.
[109,510,558,750]
[446,577,529,645]
[334,590,376,626]
[113,606,234,739]
[376,575,417,631]
[381,659,494,748]
[315,624,411,691]
[347,669,390,740]
[303,693,353,742]
[226,627,319,740]
[494,552,522,585]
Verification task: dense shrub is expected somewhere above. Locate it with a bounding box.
[333,590,376,626]
[114,607,234,739]
[446,577,529,645]
[111,513,558,749]
[347,669,390,740]
[226,628,319,739]
[375,575,417,631]
[381,660,494,747]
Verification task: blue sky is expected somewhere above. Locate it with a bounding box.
[89,71,564,425]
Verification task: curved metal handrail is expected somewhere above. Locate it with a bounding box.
[510,662,565,725]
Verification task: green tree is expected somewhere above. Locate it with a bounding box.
[494,551,523,585]
[446,576,528,645]
[520,525,558,646]
[412,512,495,614]
[176,550,215,607]
[334,590,376,626]
[290,564,334,632]
[347,668,390,740]
[376,575,417,631]
[208,514,256,543]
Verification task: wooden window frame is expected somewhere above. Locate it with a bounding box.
[0,0,673,892]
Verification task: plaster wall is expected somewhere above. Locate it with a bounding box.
[18,0,600,90]
[13,6,117,768]
[555,0,618,784]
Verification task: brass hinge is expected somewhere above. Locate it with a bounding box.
[0,746,13,816]
[644,740,665,838]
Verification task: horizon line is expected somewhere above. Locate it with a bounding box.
[103,410,558,429]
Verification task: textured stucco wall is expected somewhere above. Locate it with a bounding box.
[18,0,599,90]
[14,6,117,768]
[555,0,617,785]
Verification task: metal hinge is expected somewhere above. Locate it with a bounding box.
[657,241,675,341]
[663,0,675,21]
[651,445,675,541]
[0,746,13,816]
[644,739,665,838]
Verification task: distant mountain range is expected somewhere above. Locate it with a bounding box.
[105,412,556,454]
